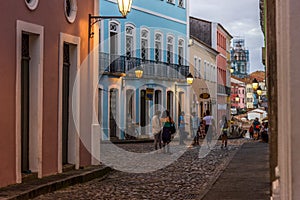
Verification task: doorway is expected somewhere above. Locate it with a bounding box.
[109,88,118,138]
[167,91,174,117]
[62,43,70,165]
[21,33,30,173]
[140,90,146,134]
[154,90,162,112]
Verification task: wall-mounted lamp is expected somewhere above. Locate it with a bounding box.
[186,73,194,84]
[88,0,132,38]
[256,86,262,96]
[135,65,143,78]
[252,78,259,90]
[188,39,194,47]
[230,67,234,74]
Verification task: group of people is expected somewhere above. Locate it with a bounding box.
[152,109,230,153]
[152,110,175,153]
[248,117,269,143]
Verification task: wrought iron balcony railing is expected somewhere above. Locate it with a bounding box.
[99,53,189,79]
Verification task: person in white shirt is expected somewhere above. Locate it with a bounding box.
[152,110,162,150]
[203,110,214,148]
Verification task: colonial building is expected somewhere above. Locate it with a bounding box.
[230,77,246,110]
[189,17,232,123]
[0,0,96,188]
[230,37,250,78]
[189,36,218,119]
[98,0,190,139]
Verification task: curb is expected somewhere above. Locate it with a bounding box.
[2,166,112,200]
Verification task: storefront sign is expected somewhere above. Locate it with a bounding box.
[200,93,210,99]
[146,88,154,100]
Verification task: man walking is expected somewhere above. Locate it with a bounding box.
[152,110,162,150]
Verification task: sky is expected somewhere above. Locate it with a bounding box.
[189,0,265,72]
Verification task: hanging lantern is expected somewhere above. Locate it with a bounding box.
[135,65,143,78]
[256,86,262,96]
[117,0,133,17]
[186,73,194,84]
[252,78,259,90]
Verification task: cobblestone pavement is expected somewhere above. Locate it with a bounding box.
[33,139,247,200]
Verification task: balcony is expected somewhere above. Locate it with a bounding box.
[99,53,189,80]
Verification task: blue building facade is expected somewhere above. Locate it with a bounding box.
[98,0,190,140]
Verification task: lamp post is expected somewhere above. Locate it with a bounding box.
[88,0,132,38]
[174,73,194,128]
[256,86,262,96]
[252,78,259,91]
[252,78,262,108]
[134,65,144,78]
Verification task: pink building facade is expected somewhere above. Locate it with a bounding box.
[0,0,95,187]
[215,24,232,122]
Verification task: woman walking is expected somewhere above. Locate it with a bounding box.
[220,115,229,148]
[160,110,174,153]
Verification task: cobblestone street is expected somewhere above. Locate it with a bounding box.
[33,139,247,200]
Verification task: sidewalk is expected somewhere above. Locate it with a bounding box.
[202,141,270,200]
[0,165,112,200]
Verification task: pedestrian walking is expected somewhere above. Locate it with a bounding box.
[191,112,200,145]
[220,115,229,148]
[203,110,214,148]
[160,110,174,153]
[178,111,187,145]
[249,124,254,139]
[152,110,162,151]
[253,118,261,140]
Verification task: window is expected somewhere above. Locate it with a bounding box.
[178,39,184,65]
[110,22,119,55]
[155,33,162,62]
[178,0,184,7]
[198,59,201,78]
[126,25,134,59]
[25,0,39,10]
[167,36,174,64]
[64,0,77,23]
[167,0,175,4]
[141,29,149,61]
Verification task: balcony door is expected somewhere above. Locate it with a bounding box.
[109,22,119,72]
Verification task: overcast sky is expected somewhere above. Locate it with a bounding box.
[189,0,265,72]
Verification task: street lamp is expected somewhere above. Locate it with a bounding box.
[88,0,132,38]
[252,78,259,90]
[135,65,143,78]
[230,67,234,74]
[256,86,262,96]
[117,0,133,17]
[186,73,194,84]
